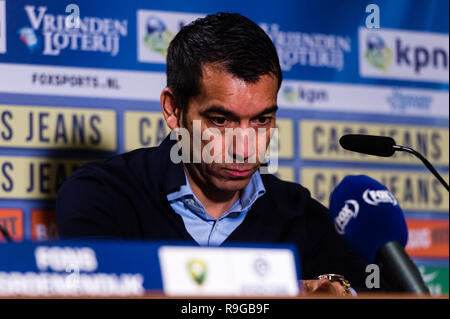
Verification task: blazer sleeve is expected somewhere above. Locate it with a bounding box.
[301,197,377,292]
[55,165,124,239]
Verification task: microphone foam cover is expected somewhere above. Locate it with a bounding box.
[339,134,396,157]
[329,175,408,263]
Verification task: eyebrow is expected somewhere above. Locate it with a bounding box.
[199,104,278,120]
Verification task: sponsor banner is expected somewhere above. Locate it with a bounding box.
[137,10,353,74]
[16,4,128,58]
[137,9,204,64]
[124,111,169,151]
[1,1,447,86]
[0,240,299,296]
[300,168,449,212]
[0,241,152,296]
[273,166,294,183]
[0,63,165,101]
[418,266,449,296]
[359,28,449,83]
[0,156,85,199]
[159,246,299,296]
[406,219,449,258]
[31,209,58,242]
[0,105,116,151]
[0,208,23,242]
[278,80,449,118]
[300,120,449,165]
[260,23,352,72]
[0,0,5,54]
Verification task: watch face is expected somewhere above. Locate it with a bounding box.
[318,274,345,281]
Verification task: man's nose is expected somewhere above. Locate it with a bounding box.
[232,134,249,162]
[227,128,257,162]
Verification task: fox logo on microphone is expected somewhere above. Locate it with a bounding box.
[334,200,359,235]
[363,189,398,206]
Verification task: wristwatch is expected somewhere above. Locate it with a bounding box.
[317,274,352,295]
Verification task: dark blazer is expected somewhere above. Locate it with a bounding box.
[56,136,372,290]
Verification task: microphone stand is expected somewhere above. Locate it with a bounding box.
[393,145,449,192]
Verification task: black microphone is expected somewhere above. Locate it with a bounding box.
[339,134,449,191]
[329,175,430,294]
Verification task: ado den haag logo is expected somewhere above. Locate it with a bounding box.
[365,33,392,72]
[187,258,207,286]
[137,10,203,63]
[143,16,174,56]
[18,5,127,56]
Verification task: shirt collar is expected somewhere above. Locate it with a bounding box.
[167,169,266,217]
[240,170,266,210]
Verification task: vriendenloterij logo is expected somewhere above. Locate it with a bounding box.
[18,5,128,56]
[0,0,6,54]
[137,10,204,63]
[187,259,207,286]
[364,33,392,72]
[260,23,352,72]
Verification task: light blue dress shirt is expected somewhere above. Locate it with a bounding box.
[167,171,266,246]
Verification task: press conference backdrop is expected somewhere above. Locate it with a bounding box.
[0,0,448,295]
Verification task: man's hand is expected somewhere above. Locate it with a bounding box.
[300,279,351,296]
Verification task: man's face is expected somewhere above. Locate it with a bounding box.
[179,64,278,193]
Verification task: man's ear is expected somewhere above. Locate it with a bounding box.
[160,87,181,130]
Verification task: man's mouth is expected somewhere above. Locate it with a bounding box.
[223,167,254,178]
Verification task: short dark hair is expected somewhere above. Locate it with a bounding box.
[166,12,282,113]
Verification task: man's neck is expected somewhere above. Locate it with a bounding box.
[183,166,240,220]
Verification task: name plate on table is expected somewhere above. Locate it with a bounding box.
[0,240,300,297]
[159,246,300,296]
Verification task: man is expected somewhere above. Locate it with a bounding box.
[56,13,371,295]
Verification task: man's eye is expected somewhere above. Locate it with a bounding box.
[211,117,228,126]
[254,116,271,125]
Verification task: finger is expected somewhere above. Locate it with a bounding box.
[314,278,332,291]
[330,281,346,295]
[314,280,346,296]
[300,280,314,293]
